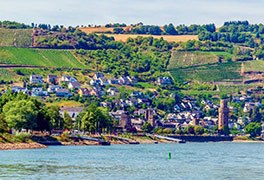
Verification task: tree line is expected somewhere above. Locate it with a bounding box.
[0,92,113,133]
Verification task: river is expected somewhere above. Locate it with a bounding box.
[0,142,264,180]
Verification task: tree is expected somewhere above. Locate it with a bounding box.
[113,27,124,34]
[44,106,63,130]
[163,128,173,134]
[251,107,262,123]
[0,114,8,133]
[63,111,73,130]
[142,122,153,133]
[184,125,195,134]
[81,104,113,133]
[3,100,38,130]
[164,23,178,35]
[244,122,262,137]
[194,125,204,135]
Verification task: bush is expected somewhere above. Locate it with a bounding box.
[14,132,31,143]
[59,131,71,142]
[162,128,173,134]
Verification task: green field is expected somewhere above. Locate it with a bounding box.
[0,28,32,47]
[168,51,233,69]
[0,69,18,81]
[244,60,264,72]
[0,47,87,68]
[170,62,242,82]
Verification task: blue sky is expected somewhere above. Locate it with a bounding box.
[0,0,263,26]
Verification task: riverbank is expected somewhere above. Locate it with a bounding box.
[0,142,46,150]
[1,135,263,150]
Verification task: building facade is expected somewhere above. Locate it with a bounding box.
[218,99,229,134]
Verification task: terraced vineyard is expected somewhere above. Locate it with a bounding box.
[0,28,32,47]
[0,47,87,68]
[244,60,264,72]
[168,51,233,69]
[170,62,242,82]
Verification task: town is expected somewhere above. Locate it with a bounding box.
[3,71,264,140]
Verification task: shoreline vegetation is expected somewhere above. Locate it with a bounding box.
[0,134,263,151]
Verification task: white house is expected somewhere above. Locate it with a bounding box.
[31,88,47,97]
[68,81,80,90]
[30,75,43,84]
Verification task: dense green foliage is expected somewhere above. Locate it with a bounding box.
[0,92,50,131]
[35,30,117,49]
[0,114,8,133]
[0,21,31,29]
[76,104,113,133]
[244,122,262,137]
[75,36,172,78]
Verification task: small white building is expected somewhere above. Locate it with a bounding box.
[30,75,43,84]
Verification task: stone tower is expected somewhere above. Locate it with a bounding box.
[218,99,229,133]
[145,108,155,127]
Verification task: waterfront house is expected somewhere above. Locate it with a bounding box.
[59,106,84,122]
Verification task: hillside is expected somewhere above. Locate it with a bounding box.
[244,60,264,72]
[170,62,242,82]
[0,47,86,68]
[0,28,32,47]
[168,51,234,69]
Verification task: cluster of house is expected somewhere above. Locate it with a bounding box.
[8,73,264,134]
[12,74,79,97]
[90,73,137,86]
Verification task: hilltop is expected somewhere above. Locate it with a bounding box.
[0,20,264,92]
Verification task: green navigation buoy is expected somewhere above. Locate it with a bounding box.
[168,152,171,160]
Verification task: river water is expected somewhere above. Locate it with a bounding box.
[0,142,263,180]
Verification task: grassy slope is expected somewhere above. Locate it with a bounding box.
[0,47,86,68]
[0,69,19,81]
[0,28,32,47]
[170,62,242,82]
[168,51,233,69]
[244,60,264,72]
